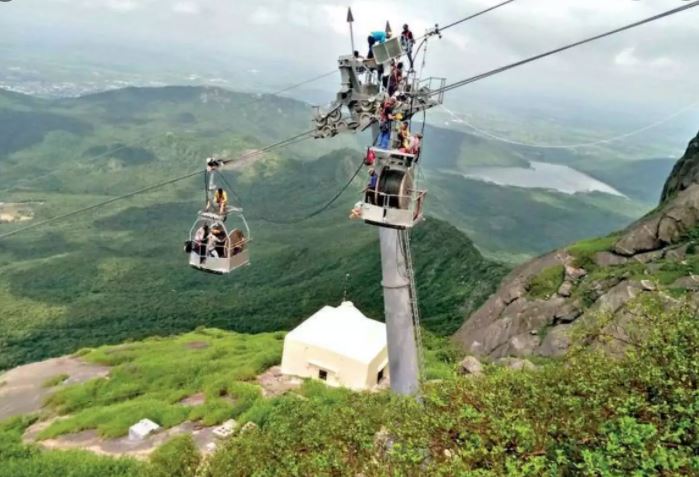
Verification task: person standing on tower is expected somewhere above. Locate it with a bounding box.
[400,24,415,71]
[378,97,397,149]
[388,61,404,97]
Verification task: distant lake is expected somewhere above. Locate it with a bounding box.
[446,161,625,197]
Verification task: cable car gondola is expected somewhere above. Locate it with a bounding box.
[184,159,251,275]
[358,147,426,229]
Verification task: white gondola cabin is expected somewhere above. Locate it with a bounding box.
[358,147,425,229]
[186,210,250,274]
[184,158,252,274]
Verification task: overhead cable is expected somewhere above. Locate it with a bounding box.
[431,1,699,96]
[0,130,316,240]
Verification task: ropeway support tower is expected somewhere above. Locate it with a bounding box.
[313,19,445,395]
[378,224,422,395]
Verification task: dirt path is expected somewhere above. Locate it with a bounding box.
[0,356,109,421]
[256,366,302,397]
[1,360,293,458]
[24,420,220,459]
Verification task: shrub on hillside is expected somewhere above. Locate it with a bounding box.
[149,435,201,477]
[0,416,145,477]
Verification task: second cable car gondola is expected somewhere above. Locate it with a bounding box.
[357,147,426,229]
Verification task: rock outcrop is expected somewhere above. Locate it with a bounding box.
[454,130,699,359]
[458,356,483,376]
[661,130,699,203]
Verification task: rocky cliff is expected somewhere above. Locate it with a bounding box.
[454,130,699,358]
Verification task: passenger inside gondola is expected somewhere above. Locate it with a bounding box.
[193,224,210,264]
[211,225,227,258]
[229,228,246,256]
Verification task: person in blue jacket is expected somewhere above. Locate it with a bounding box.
[367,30,389,58]
[368,30,391,88]
[366,168,378,204]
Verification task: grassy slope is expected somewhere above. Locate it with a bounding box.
[3,290,696,477]
[29,327,457,440]
[40,328,282,439]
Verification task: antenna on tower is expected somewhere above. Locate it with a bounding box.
[347,7,356,55]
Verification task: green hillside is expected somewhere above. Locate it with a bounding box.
[0,86,654,260]
[0,85,665,367]
[424,171,647,256]
[0,87,506,369]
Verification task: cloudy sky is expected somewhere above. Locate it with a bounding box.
[2,0,699,133]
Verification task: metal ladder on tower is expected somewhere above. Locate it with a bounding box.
[400,228,425,383]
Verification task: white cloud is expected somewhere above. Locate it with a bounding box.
[249,6,280,25]
[173,1,200,15]
[650,56,677,69]
[105,0,141,13]
[615,46,679,71]
[615,47,640,67]
[445,32,469,52]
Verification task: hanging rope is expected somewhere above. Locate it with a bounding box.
[253,158,366,225]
